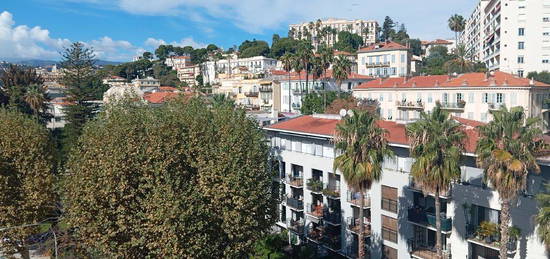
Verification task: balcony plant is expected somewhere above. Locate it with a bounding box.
[476,221,499,243]
[307,179,323,192]
[458,99,466,108]
[509,226,521,241]
[322,187,339,197]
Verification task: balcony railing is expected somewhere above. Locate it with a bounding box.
[408,177,451,198]
[396,100,424,110]
[321,234,342,251]
[347,216,371,236]
[244,92,259,97]
[307,225,324,242]
[287,174,303,187]
[306,179,323,193]
[408,238,450,259]
[407,207,452,232]
[323,210,342,225]
[259,86,272,92]
[365,61,391,68]
[347,191,371,208]
[306,203,324,218]
[439,101,466,110]
[466,223,518,254]
[286,196,304,210]
[288,219,305,234]
[323,183,340,199]
[488,102,505,111]
[292,89,306,95]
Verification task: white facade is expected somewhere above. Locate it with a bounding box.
[202,56,278,85]
[289,18,378,49]
[131,76,160,92]
[266,114,550,259]
[357,42,411,78]
[165,56,192,70]
[177,65,201,87]
[462,0,550,76]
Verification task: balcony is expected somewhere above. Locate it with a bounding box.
[407,207,452,232]
[488,102,505,111]
[396,100,424,110]
[306,203,324,218]
[408,238,450,259]
[288,219,305,234]
[307,225,324,243]
[292,89,306,96]
[408,177,451,198]
[323,210,342,225]
[439,101,466,111]
[365,61,391,68]
[347,191,371,208]
[347,217,371,236]
[323,183,340,199]
[321,234,342,251]
[259,86,272,92]
[466,223,518,255]
[244,92,259,97]
[286,196,304,211]
[306,179,323,193]
[287,175,303,188]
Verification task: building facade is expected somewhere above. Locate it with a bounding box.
[357,42,411,78]
[421,39,456,57]
[461,0,550,76]
[177,65,201,87]
[353,72,550,131]
[289,18,378,50]
[202,56,278,85]
[266,114,549,259]
[131,76,160,92]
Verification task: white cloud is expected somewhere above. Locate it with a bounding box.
[144,37,206,49]
[86,36,137,61]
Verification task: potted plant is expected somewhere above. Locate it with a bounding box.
[476,221,498,243]
[509,226,521,241]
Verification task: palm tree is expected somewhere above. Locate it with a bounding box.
[291,54,303,110]
[311,57,324,91]
[332,55,352,92]
[297,46,313,94]
[334,110,393,259]
[444,44,474,74]
[536,183,550,248]
[406,105,465,258]
[319,47,334,109]
[281,52,294,112]
[23,84,47,116]
[476,106,546,259]
[448,14,466,45]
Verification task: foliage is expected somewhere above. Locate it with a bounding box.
[211,93,235,108]
[380,16,395,42]
[332,55,352,87]
[536,183,550,247]
[333,31,363,52]
[250,231,288,259]
[508,226,521,240]
[408,38,422,56]
[142,51,153,60]
[270,38,301,59]
[300,92,348,115]
[152,62,181,86]
[476,221,499,239]
[421,46,453,75]
[306,179,323,192]
[324,96,378,115]
[448,14,466,43]
[444,44,474,74]
[103,59,153,80]
[527,71,550,84]
[239,39,270,58]
[0,108,56,259]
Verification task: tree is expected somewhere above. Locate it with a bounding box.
[64,99,277,258]
[271,34,280,45]
[0,108,56,259]
[238,40,270,58]
[281,52,294,112]
[332,55,352,92]
[406,105,465,258]
[408,38,423,56]
[142,51,153,60]
[381,16,396,42]
[421,46,453,75]
[297,44,314,94]
[61,42,107,149]
[527,71,550,84]
[324,95,378,115]
[536,183,550,248]
[155,44,174,60]
[444,44,474,74]
[0,64,45,113]
[333,31,363,53]
[211,93,235,108]
[270,37,300,59]
[393,24,410,44]
[334,110,393,259]
[476,106,547,259]
[206,44,219,52]
[448,14,466,44]
[23,84,47,117]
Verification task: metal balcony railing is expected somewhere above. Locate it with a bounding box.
[323,183,340,199]
[347,216,371,235]
[346,190,371,208]
[286,196,304,210]
[407,207,452,232]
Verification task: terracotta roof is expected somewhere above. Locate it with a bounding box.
[50,97,74,106]
[355,71,550,89]
[288,69,372,81]
[358,41,408,53]
[159,86,179,92]
[143,92,180,104]
[334,50,353,56]
[266,115,484,153]
[424,39,453,45]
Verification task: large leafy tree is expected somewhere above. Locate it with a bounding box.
[334,110,393,259]
[527,71,550,84]
[448,14,466,44]
[333,31,364,53]
[536,183,550,248]
[238,40,270,58]
[406,105,465,258]
[444,44,474,74]
[476,106,546,259]
[296,43,314,94]
[0,109,56,259]
[270,37,301,59]
[63,98,277,258]
[0,65,49,121]
[380,16,396,42]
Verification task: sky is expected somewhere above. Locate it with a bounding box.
[1,0,478,62]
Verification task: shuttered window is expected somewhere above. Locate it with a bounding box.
[382,215,398,243]
[381,186,398,213]
[382,245,398,259]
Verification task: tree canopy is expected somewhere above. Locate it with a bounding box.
[239,40,270,58]
[333,31,363,52]
[527,71,550,84]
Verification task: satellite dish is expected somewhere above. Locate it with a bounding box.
[339,109,347,117]
[347,110,354,117]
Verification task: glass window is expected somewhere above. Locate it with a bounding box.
[428,93,433,103]
[482,93,488,103]
[323,145,334,158]
[456,93,463,102]
[388,109,393,119]
[315,144,323,156]
[392,55,395,63]
[519,28,525,36]
[443,93,449,103]
[468,93,474,103]
[400,54,405,62]
[518,42,525,49]
[518,70,524,77]
[511,92,517,106]
[518,56,524,64]
[496,93,504,103]
[379,93,384,101]
[292,140,302,152]
[388,93,393,102]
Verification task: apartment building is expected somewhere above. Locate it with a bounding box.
[352,71,550,131]
[461,0,550,76]
[357,42,411,78]
[177,65,201,87]
[266,114,549,259]
[201,56,278,85]
[165,55,192,70]
[289,18,378,50]
[280,71,372,113]
[131,76,160,92]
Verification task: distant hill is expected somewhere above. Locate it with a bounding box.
[0,59,122,67]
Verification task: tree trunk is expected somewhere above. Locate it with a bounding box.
[305,63,309,95]
[435,189,443,259]
[288,72,291,112]
[358,189,366,259]
[500,200,511,259]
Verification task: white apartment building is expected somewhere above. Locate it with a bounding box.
[357,42,411,78]
[201,56,278,85]
[461,0,550,76]
[132,76,160,93]
[177,65,201,87]
[289,18,378,49]
[280,71,372,113]
[352,71,550,131]
[102,75,127,87]
[266,114,549,259]
[165,56,192,70]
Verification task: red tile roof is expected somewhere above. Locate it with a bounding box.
[266,115,484,153]
[143,92,180,104]
[289,70,372,81]
[358,41,408,53]
[159,86,179,92]
[423,39,453,45]
[355,71,550,89]
[334,50,353,56]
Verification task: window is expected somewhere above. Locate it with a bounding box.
[496,93,504,103]
[387,109,393,119]
[400,54,405,62]
[382,245,398,259]
[518,56,524,64]
[456,93,463,102]
[468,93,475,103]
[511,92,517,106]
[379,93,384,102]
[391,54,395,63]
[518,42,525,49]
[382,215,398,243]
[443,93,449,103]
[518,70,524,77]
[292,139,302,152]
[314,144,323,156]
[361,57,365,64]
[518,28,525,36]
[544,59,550,64]
[381,186,398,213]
[388,93,393,102]
[428,93,433,103]
[544,17,550,22]
[482,93,489,103]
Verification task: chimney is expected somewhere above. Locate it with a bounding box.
[462,80,468,86]
[435,80,440,87]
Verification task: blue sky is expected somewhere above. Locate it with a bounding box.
[1,0,478,61]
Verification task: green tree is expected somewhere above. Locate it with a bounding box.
[444,44,474,74]
[536,183,550,248]
[270,37,300,59]
[332,55,352,92]
[393,23,410,44]
[154,44,174,60]
[0,64,46,116]
[527,71,550,84]
[421,46,453,75]
[142,51,153,60]
[206,44,219,52]
[0,109,56,259]
[211,93,235,108]
[297,44,314,94]
[406,105,465,258]
[334,110,393,259]
[64,99,277,257]
[239,40,270,58]
[23,84,47,117]
[61,42,107,149]
[281,52,295,111]
[333,31,363,52]
[448,14,466,44]
[408,38,423,56]
[381,16,396,41]
[476,106,547,259]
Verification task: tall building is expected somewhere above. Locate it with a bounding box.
[266,114,550,259]
[289,18,378,50]
[461,0,550,76]
[357,41,411,78]
[201,56,278,85]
